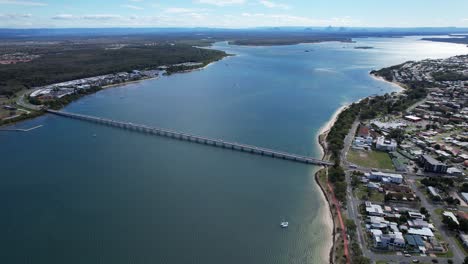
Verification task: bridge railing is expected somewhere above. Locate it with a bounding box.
[47,109,333,166]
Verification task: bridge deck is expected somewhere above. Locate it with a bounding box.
[47,109,333,166]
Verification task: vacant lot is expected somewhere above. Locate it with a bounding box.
[347,149,395,170]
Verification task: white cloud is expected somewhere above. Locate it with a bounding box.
[121,4,143,10]
[196,0,245,6]
[258,0,290,10]
[82,14,122,20]
[51,14,75,20]
[52,14,123,20]
[0,0,46,6]
[0,13,31,19]
[164,8,197,13]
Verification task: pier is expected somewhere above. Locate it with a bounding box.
[47,109,333,166]
[0,125,43,132]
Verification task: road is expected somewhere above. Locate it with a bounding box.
[14,88,43,111]
[406,177,465,263]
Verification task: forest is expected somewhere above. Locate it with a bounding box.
[0,42,227,97]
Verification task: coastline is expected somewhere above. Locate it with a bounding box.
[370,72,406,91]
[3,55,229,127]
[315,72,407,263]
[314,103,349,264]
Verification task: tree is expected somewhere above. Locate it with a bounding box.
[443,215,459,231]
[460,219,468,233]
[463,256,468,264]
[420,207,428,215]
[353,256,371,264]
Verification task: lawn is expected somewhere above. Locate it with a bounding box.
[347,149,395,170]
[354,184,385,202]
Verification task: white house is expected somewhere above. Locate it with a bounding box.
[369,171,403,184]
[376,136,398,152]
[366,202,384,216]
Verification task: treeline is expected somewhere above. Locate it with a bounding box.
[0,44,227,96]
[433,71,468,82]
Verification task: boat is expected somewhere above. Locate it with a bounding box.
[280,221,289,228]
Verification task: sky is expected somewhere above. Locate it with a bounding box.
[1,0,468,28]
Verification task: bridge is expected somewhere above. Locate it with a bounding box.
[47,109,334,167]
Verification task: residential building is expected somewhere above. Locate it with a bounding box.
[369,171,403,184]
[365,202,384,216]
[419,154,448,173]
[376,136,398,152]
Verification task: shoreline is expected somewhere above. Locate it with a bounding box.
[314,104,349,264]
[314,72,407,263]
[3,55,229,127]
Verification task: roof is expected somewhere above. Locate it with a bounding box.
[462,193,468,202]
[405,115,422,121]
[443,211,460,225]
[408,227,434,237]
[422,154,444,166]
[406,234,425,247]
[370,171,403,179]
[366,203,384,215]
[358,126,370,136]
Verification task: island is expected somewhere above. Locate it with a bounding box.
[354,46,374,49]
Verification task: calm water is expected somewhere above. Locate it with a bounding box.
[1,37,467,264]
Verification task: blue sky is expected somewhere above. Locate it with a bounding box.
[0,0,468,28]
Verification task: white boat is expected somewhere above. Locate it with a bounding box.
[280,221,289,228]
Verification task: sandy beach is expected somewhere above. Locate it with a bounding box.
[315,73,408,263]
[314,103,350,264]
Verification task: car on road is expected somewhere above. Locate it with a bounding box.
[412,259,419,263]
[404,253,411,257]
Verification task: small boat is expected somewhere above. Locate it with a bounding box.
[280,221,289,228]
[92,134,97,137]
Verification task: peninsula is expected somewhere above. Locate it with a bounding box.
[317,53,468,264]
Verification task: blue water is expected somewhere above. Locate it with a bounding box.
[1,37,467,264]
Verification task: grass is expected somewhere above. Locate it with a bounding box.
[454,236,468,255]
[354,184,385,202]
[434,208,444,216]
[347,149,395,170]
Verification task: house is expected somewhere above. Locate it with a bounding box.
[353,136,373,150]
[408,227,434,237]
[369,171,403,184]
[461,192,468,203]
[408,219,430,228]
[447,167,463,176]
[404,115,422,122]
[367,216,389,229]
[408,211,425,220]
[384,184,417,201]
[366,202,384,216]
[405,234,426,252]
[419,154,448,173]
[427,186,441,199]
[443,211,460,225]
[371,229,405,248]
[357,125,371,138]
[459,232,468,248]
[376,136,398,152]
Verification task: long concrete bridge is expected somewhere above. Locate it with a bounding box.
[47,109,333,166]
